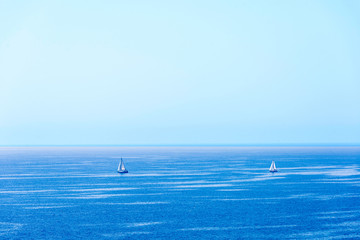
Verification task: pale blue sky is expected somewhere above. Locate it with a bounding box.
[0,0,359,145]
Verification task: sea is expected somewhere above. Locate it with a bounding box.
[1,146,360,239]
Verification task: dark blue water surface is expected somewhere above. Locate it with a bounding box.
[1,147,360,239]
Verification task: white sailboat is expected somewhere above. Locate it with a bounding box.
[269,161,278,172]
[117,158,128,173]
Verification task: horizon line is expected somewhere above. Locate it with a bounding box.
[0,143,359,147]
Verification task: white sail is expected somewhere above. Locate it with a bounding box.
[269,161,273,171]
[269,161,277,172]
[120,159,126,171]
[117,160,121,172]
[118,158,128,173]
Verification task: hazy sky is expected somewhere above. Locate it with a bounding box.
[1,0,359,145]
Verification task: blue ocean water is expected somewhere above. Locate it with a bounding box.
[1,147,360,239]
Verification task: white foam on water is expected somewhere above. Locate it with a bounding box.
[0,175,105,180]
[228,175,286,183]
[326,168,360,177]
[78,223,106,227]
[0,222,23,236]
[172,184,233,188]
[281,166,341,170]
[179,227,238,231]
[68,187,138,192]
[68,183,121,186]
[1,174,45,176]
[143,180,209,185]
[272,166,360,178]
[0,204,31,206]
[290,230,337,238]
[161,177,193,180]
[206,167,242,171]
[325,221,360,227]
[313,178,360,186]
[125,172,212,177]
[317,214,358,219]
[125,222,163,227]
[122,201,169,205]
[214,192,360,202]
[179,224,297,231]
[257,224,298,229]
[212,198,254,201]
[290,227,360,239]
[24,205,73,209]
[103,231,151,237]
[167,188,197,191]
[318,210,360,215]
[0,187,138,194]
[327,234,360,240]
[216,189,247,192]
[95,201,169,205]
[212,196,300,201]
[57,194,143,199]
[0,190,58,194]
[96,201,170,205]
[314,193,360,201]
[288,193,315,198]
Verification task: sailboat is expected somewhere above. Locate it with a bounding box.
[117,158,128,173]
[269,161,278,172]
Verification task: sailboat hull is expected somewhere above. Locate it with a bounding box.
[117,170,128,173]
[269,170,278,172]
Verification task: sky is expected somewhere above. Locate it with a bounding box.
[0,0,359,146]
